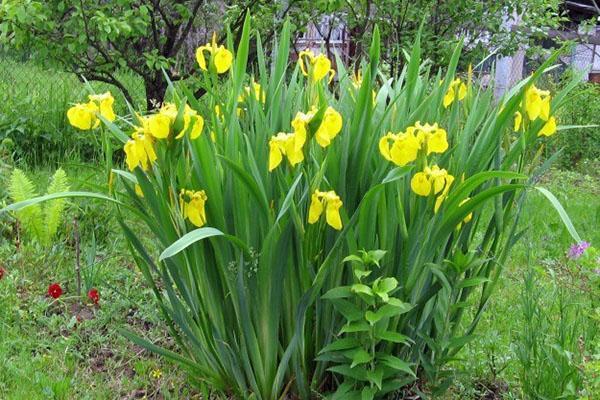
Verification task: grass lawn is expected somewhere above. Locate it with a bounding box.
[1,162,598,399]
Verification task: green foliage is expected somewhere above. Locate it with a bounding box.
[8,168,44,241]
[44,169,69,245]
[0,0,222,107]
[320,250,416,399]
[551,81,600,169]
[8,168,69,246]
[268,0,565,73]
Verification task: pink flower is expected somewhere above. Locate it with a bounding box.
[0,267,5,280]
[48,283,63,299]
[568,241,591,260]
[88,288,100,305]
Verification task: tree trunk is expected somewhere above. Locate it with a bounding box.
[145,74,167,110]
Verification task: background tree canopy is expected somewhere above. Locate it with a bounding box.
[0,0,564,108]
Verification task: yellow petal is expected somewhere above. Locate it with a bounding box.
[443,89,455,108]
[390,132,420,166]
[214,47,233,74]
[67,104,94,130]
[298,50,314,76]
[284,135,304,166]
[434,175,454,213]
[308,192,324,224]
[315,125,331,147]
[99,101,116,121]
[328,69,336,84]
[291,112,310,150]
[411,172,432,196]
[525,89,541,120]
[432,176,447,195]
[196,46,209,71]
[325,107,343,132]
[124,140,139,171]
[514,111,522,132]
[379,134,393,161]
[147,113,171,139]
[427,128,448,154]
[457,82,467,100]
[180,113,205,140]
[89,92,116,122]
[315,107,342,148]
[538,116,557,137]
[135,137,150,170]
[186,192,208,227]
[540,96,551,121]
[312,55,331,82]
[160,102,178,121]
[268,140,284,171]
[141,134,157,163]
[325,198,343,230]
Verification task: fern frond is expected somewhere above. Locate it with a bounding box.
[9,168,44,242]
[43,168,69,245]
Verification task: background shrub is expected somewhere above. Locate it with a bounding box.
[0,55,145,165]
[550,80,600,170]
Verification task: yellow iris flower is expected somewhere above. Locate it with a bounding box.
[525,85,551,121]
[196,33,233,74]
[414,122,449,155]
[308,190,343,230]
[315,107,343,147]
[291,108,315,144]
[410,165,454,203]
[298,49,335,83]
[147,113,172,139]
[179,189,208,227]
[67,91,116,130]
[512,85,558,137]
[67,102,99,130]
[268,132,305,171]
[434,174,455,213]
[145,103,204,140]
[88,92,117,122]
[379,129,421,166]
[379,121,448,166]
[268,106,342,170]
[124,130,157,171]
[443,78,467,108]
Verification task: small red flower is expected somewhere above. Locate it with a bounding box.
[0,267,5,280]
[88,288,100,305]
[48,283,63,299]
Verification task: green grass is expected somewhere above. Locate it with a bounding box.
[1,163,598,399]
[449,168,600,399]
[0,163,197,399]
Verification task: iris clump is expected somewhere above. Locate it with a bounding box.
[43,16,583,400]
